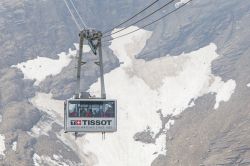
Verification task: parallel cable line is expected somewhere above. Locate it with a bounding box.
[69,0,88,29]
[103,0,160,34]
[102,0,192,43]
[102,0,175,38]
[63,0,82,30]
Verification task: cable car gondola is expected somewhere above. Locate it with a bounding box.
[64,98,117,132]
[64,29,117,137]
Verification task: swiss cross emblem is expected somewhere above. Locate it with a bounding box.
[76,120,82,125]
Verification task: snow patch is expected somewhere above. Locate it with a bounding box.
[83,27,163,166]
[0,134,5,157]
[12,44,89,85]
[13,53,71,85]
[175,0,189,8]
[28,119,53,137]
[74,43,91,52]
[28,93,64,137]
[247,83,250,87]
[29,93,92,164]
[156,44,236,115]
[12,141,17,152]
[30,93,64,120]
[33,153,77,166]
[209,78,236,109]
[33,153,41,166]
[56,131,96,166]
[165,120,175,130]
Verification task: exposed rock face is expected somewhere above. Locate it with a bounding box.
[0,0,249,165]
[151,0,250,165]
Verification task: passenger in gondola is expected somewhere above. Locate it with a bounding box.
[100,109,106,117]
[92,110,96,117]
[70,110,77,117]
[80,108,86,117]
[69,104,78,117]
[94,108,101,117]
[86,109,92,117]
[103,103,112,117]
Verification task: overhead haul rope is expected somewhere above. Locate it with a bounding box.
[102,0,192,43]
[63,0,89,93]
[68,0,88,29]
[64,0,194,98]
[102,0,175,38]
[102,0,160,35]
[64,0,193,70]
[63,0,82,30]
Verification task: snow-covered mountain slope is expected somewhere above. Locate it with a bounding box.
[1,0,249,165]
[12,26,236,166]
[85,27,236,166]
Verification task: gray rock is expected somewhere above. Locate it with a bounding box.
[0,102,41,132]
[134,128,155,144]
[0,68,35,106]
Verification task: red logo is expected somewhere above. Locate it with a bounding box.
[71,120,82,125]
[76,120,82,125]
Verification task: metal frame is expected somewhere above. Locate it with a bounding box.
[76,29,106,99]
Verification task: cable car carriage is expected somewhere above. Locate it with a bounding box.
[64,98,117,132]
[64,29,117,137]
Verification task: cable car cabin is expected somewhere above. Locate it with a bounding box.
[64,99,117,133]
